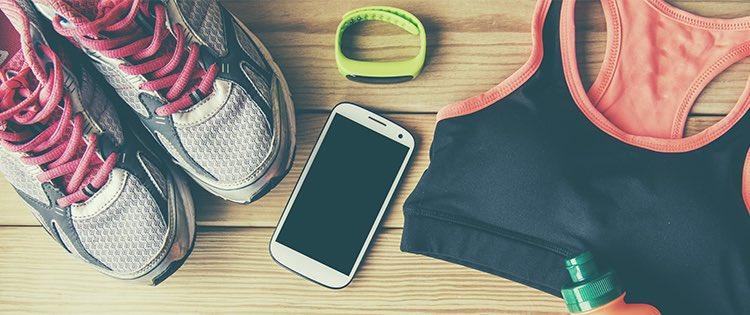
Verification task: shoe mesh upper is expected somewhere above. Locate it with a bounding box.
[0,148,48,203]
[241,62,272,106]
[72,173,166,274]
[78,69,125,146]
[234,21,267,72]
[175,85,272,184]
[139,153,167,198]
[176,0,227,56]
[90,60,151,117]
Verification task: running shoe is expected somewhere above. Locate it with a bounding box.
[32,0,296,203]
[0,0,194,285]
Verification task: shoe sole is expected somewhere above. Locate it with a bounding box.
[184,13,296,204]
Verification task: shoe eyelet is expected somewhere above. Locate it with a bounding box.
[57,15,68,24]
[56,14,74,29]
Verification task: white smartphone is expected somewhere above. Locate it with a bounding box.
[270,102,414,289]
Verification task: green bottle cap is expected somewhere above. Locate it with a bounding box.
[561,252,624,313]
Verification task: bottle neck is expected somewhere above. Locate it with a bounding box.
[577,294,627,314]
[561,252,624,313]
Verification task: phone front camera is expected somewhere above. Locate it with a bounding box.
[398,134,404,139]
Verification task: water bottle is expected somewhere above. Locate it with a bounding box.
[562,252,660,315]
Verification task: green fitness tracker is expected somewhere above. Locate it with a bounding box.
[335,6,427,84]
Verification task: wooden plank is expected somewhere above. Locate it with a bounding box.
[0,115,723,227]
[217,0,750,114]
[0,227,566,314]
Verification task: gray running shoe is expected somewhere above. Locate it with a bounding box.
[0,0,194,285]
[33,0,296,203]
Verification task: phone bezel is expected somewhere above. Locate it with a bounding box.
[269,102,415,289]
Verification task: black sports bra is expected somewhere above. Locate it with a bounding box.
[400,1,750,314]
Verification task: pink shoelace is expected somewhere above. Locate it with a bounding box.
[52,0,219,116]
[0,45,117,207]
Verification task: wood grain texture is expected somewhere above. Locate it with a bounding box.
[0,115,723,227]
[0,227,566,314]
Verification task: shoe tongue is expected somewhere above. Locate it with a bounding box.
[56,0,126,23]
[0,6,22,72]
[57,0,101,20]
[0,50,24,73]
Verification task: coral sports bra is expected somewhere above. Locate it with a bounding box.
[401,0,750,314]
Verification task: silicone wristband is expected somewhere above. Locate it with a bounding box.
[335,6,427,84]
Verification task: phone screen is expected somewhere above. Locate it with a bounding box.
[277,113,409,275]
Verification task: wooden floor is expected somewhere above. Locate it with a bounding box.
[2,1,749,314]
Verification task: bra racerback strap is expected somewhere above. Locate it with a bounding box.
[585,0,750,139]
